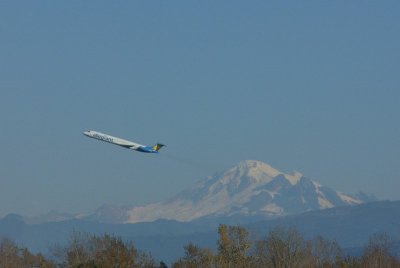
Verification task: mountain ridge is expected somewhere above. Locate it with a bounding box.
[115,160,374,223]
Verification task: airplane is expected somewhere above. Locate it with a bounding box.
[83,130,165,153]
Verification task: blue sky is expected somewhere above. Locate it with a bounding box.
[1,1,399,217]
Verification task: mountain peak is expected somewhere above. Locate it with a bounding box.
[215,160,281,187]
[232,160,302,186]
[284,171,303,185]
[236,160,281,178]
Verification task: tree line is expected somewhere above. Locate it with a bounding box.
[0,225,399,267]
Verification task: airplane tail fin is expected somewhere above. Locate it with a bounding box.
[152,143,165,152]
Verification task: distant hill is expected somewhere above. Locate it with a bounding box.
[1,200,399,264]
[246,200,400,247]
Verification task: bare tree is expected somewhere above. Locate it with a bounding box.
[59,232,156,268]
[361,233,399,268]
[0,238,55,268]
[309,235,343,267]
[253,226,310,268]
[217,224,251,268]
[172,243,215,268]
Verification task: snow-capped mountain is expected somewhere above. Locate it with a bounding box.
[114,160,374,223]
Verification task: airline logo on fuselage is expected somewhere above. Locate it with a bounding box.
[93,133,113,143]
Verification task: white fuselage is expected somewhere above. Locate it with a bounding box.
[83,130,143,150]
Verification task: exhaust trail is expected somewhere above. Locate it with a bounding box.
[159,152,221,172]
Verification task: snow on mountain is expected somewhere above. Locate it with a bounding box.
[25,210,87,224]
[116,160,373,223]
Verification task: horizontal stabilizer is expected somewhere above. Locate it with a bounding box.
[152,143,165,152]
